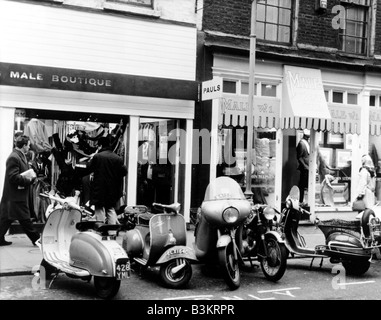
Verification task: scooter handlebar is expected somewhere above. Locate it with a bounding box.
[39,193,93,217]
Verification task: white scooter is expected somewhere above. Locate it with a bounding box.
[35,192,130,299]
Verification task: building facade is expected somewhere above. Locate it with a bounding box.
[193,0,381,217]
[0,0,199,224]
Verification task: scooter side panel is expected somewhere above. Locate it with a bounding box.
[70,232,126,277]
[122,229,144,257]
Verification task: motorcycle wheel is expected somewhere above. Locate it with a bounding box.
[342,260,370,276]
[361,209,375,238]
[93,276,121,299]
[160,258,192,289]
[260,234,288,282]
[218,242,240,290]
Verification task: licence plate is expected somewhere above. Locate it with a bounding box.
[115,258,131,280]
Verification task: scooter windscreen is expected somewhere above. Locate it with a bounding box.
[203,176,246,201]
[288,186,300,202]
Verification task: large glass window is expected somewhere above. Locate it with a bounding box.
[257,0,293,44]
[339,0,370,55]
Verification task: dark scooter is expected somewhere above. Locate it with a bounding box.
[279,185,381,275]
[121,202,197,289]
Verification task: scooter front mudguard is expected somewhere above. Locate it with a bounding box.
[216,234,232,248]
[70,232,128,278]
[156,245,198,265]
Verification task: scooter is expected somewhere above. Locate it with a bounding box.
[35,192,130,299]
[279,185,381,275]
[121,202,197,289]
[194,176,253,290]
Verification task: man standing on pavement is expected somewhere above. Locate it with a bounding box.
[87,136,127,225]
[0,135,41,246]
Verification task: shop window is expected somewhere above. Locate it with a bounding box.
[332,91,344,103]
[370,95,376,107]
[223,80,237,94]
[347,93,358,105]
[339,0,370,55]
[257,0,293,44]
[261,83,277,97]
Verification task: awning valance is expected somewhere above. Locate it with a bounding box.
[328,104,361,134]
[281,65,331,131]
[370,108,381,136]
[219,94,280,129]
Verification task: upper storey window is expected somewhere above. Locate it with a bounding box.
[339,0,370,55]
[256,0,293,44]
[113,0,152,7]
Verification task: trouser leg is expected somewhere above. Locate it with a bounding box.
[94,206,106,222]
[18,219,40,244]
[0,215,12,242]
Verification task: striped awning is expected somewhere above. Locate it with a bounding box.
[219,94,280,129]
[328,104,361,134]
[281,65,331,131]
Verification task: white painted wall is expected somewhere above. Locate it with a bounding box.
[0,0,197,81]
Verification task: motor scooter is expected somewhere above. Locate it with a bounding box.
[121,202,197,289]
[279,185,381,275]
[35,192,130,299]
[194,176,253,290]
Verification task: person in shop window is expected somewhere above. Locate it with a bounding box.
[0,135,41,246]
[296,129,310,204]
[87,136,127,226]
[356,154,376,214]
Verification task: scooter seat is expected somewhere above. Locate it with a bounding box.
[76,221,105,232]
[76,221,121,235]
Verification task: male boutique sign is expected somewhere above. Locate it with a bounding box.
[0,62,198,101]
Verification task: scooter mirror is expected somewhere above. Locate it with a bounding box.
[289,186,300,202]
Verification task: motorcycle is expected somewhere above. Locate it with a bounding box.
[121,202,197,289]
[241,202,288,282]
[279,185,381,275]
[194,176,287,290]
[35,192,130,299]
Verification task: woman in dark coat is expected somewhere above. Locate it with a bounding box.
[0,135,41,246]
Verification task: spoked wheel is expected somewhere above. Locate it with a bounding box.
[260,234,288,282]
[159,258,192,289]
[342,260,371,276]
[218,241,240,290]
[93,276,121,299]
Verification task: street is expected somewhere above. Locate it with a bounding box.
[2,255,381,301]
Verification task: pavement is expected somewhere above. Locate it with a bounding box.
[0,210,355,277]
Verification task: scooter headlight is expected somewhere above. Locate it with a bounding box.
[263,206,275,220]
[222,207,239,224]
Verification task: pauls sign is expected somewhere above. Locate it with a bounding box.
[201,77,223,101]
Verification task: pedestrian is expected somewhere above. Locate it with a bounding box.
[317,147,335,206]
[87,136,127,225]
[0,135,41,246]
[296,129,310,204]
[356,154,376,210]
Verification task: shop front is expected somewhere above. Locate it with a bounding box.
[205,53,368,217]
[0,1,198,224]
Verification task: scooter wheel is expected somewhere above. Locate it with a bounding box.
[342,260,370,276]
[218,242,240,290]
[94,276,121,299]
[159,259,192,289]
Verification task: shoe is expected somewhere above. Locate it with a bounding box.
[0,240,12,246]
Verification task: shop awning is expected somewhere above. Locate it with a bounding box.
[327,104,361,134]
[219,94,280,129]
[281,65,331,131]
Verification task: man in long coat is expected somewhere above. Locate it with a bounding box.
[0,135,41,246]
[87,136,127,225]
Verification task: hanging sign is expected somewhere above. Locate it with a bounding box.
[201,77,223,101]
